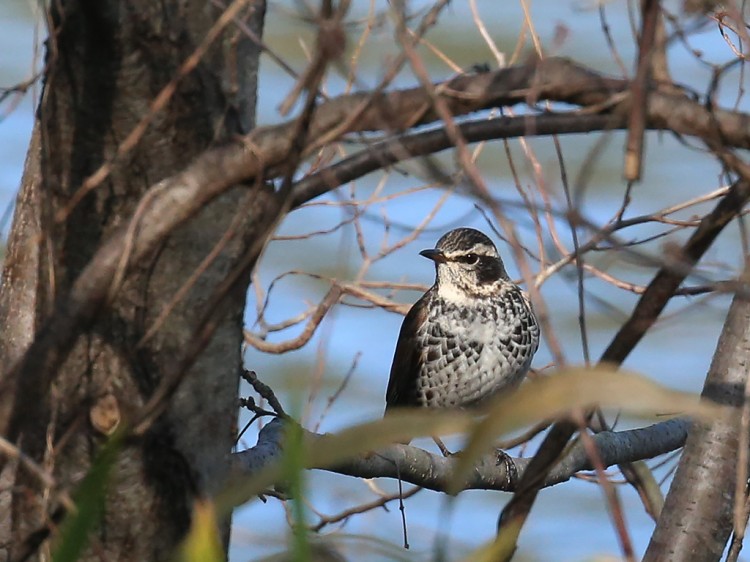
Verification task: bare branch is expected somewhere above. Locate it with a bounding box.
[232,417,689,495]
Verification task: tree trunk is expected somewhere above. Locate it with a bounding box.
[643,260,750,561]
[0,1,265,560]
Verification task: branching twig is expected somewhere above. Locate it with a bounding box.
[244,286,343,353]
[241,370,288,418]
[310,485,422,532]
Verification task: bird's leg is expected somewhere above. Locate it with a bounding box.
[434,436,454,457]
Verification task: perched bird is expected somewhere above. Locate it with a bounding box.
[385,228,539,451]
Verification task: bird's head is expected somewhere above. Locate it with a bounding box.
[420,228,510,300]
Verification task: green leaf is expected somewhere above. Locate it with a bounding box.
[52,431,124,562]
[282,421,310,561]
[178,501,224,562]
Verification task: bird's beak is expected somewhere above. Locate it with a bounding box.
[419,248,447,263]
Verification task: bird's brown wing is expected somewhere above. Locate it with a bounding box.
[384,293,430,412]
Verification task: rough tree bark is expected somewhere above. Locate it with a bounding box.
[0,1,265,560]
[643,260,750,561]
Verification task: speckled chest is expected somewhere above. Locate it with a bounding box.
[413,287,539,408]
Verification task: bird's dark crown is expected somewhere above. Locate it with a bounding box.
[423,228,510,290]
[435,228,497,256]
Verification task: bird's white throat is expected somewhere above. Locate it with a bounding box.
[434,281,514,343]
[436,280,475,305]
[436,277,502,303]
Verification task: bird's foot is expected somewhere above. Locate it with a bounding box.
[495,448,517,488]
[434,437,455,457]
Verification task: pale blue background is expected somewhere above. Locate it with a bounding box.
[1,1,744,560]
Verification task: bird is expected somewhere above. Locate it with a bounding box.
[384,227,540,454]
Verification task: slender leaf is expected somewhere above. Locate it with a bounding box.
[179,501,224,562]
[52,431,124,562]
[450,366,723,494]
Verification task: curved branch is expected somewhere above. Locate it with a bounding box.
[290,112,627,208]
[232,417,689,493]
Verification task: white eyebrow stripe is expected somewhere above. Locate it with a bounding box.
[445,246,493,256]
[467,244,496,255]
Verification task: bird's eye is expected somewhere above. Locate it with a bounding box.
[458,253,479,264]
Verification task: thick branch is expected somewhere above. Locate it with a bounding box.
[232,417,689,494]
[643,263,750,561]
